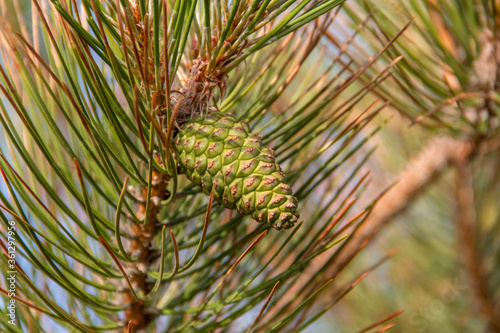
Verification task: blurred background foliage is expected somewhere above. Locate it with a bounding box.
[333,1,500,332]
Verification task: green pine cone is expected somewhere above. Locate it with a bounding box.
[174,112,299,230]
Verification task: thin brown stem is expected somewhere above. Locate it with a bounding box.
[98,237,139,302]
[245,281,280,333]
[356,309,405,333]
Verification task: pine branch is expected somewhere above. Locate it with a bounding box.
[0,0,394,332]
[455,161,500,332]
[328,136,475,280]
